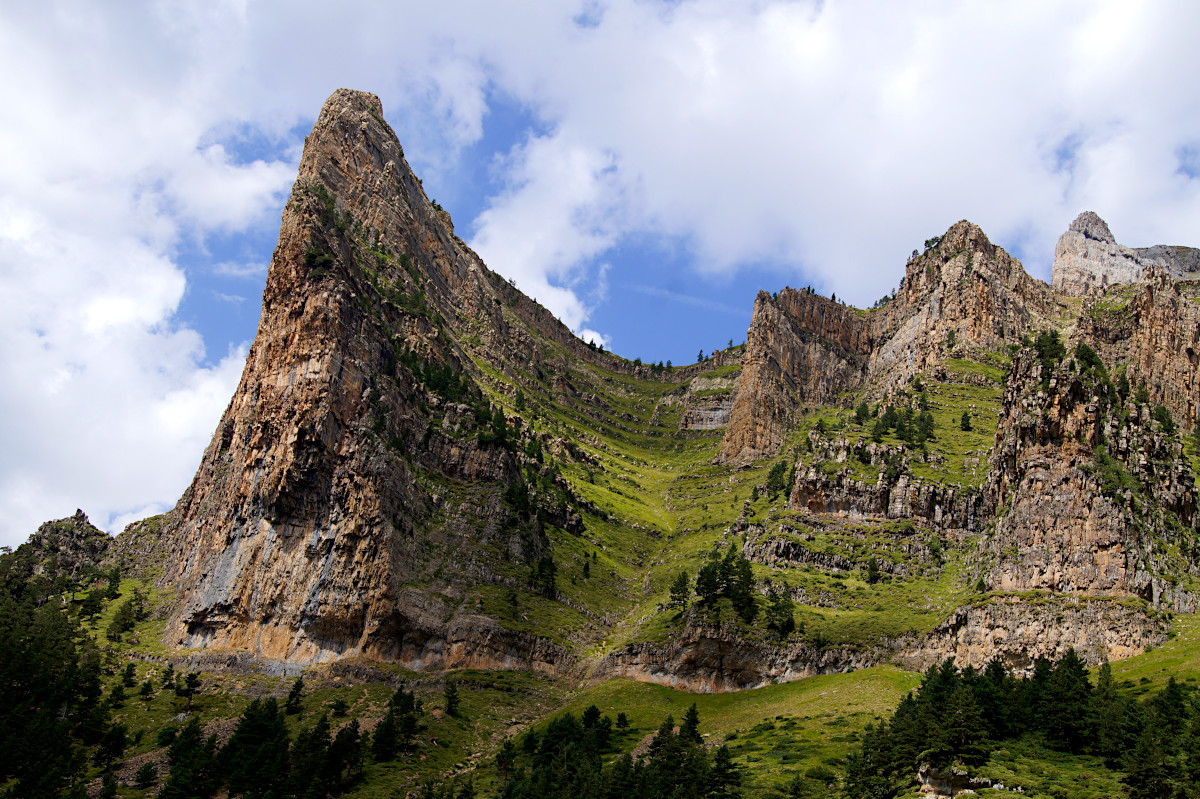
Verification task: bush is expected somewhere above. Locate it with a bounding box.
[135,762,158,788]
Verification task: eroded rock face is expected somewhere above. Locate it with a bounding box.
[717,290,869,464]
[719,222,1059,463]
[1052,211,1200,296]
[1080,267,1200,426]
[982,350,1198,611]
[788,435,988,533]
[899,596,1169,673]
[129,90,1200,685]
[679,374,740,430]
[18,509,111,579]
[157,90,568,666]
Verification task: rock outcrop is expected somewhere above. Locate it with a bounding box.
[678,373,740,430]
[156,90,577,666]
[1052,211,1200,296]
[900,596,1170,672]
[719,221,1059,463]
[788,435,988,533]
[982,349,1198,611]
[1078,267,1200,426]
[13,509,111,580]
[595,617,881,692]
[43,89,1192,688]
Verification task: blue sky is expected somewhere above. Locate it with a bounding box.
[2,0,1200,547]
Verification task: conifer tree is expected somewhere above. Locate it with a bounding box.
[444,680,460,717]
[285,676,304,715]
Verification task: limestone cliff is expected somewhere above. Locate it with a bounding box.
[899,596,1170,673]
[719,221,1059,464]
[981,348,1198,611]
[1078,267,1200,426]
[37,89,1196,689]
[1052,211,1200,296]
[718,289,869,464]
[157,90,578,667]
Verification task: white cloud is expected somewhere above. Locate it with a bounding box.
[213,261,268,279]
[451,0,1200,301]
[578,329,610,348]
[0,202,247,544]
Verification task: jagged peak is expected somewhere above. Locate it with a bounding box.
[938,219,995,253]
[319,88,384,121]
[1067,210,1115,243]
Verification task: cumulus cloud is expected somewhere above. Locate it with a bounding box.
[578,329,611,349]
[0,202,247,544]
[463,0,1200,304]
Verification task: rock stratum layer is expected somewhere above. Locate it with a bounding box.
[719,221,1060,464]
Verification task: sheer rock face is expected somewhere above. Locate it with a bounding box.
[157,90,565,668]
[121,89,1200,680]
[1052,211,1200,295]
[1080,267,1200,426]
[982,351,1198,612]
[718,289,869,464]
[719,221,1058,464]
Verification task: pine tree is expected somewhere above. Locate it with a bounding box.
[866,557,881,584]
[220,697,290,798]
[285,676,304,715]
[135,762,158,789]
[855,401,871,425]
[708,744,743,798]
[695,561,720,605]
[680,703,702,744]
[444,681,460,717]
[668,571,690,609]
[1123,726,1175,799]
[1044,647,1092,752]
[494,739,516,782]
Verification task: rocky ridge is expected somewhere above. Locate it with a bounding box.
[720,221,1060,464]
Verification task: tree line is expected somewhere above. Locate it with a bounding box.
[451,703,745,799]
[844,650,1200,799]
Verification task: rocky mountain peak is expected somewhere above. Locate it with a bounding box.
[1053,211,1200,295]
[1068,210,1116,243]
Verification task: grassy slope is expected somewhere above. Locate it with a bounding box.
[80,287,1200,796]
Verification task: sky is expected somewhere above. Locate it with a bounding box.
[2,0,1200,548]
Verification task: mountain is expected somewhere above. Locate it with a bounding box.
[25,90,1200,691]
[11,87,1200,799]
